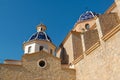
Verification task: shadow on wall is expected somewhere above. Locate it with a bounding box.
[60,44,69,64]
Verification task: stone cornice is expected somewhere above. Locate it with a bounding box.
[90,23,97,30]
[85,41,100,55]
[0,64,22,67]
[72,54,84,65]
[105,3,116,14]
[61,68,76,71]
[4,59,21,62]
[72,41,100,65]
[102,24,120,41]
[23,40,56,50]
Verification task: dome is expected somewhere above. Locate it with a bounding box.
[29,32,52,42]
[79,11,99,21]
[28,23,52,42]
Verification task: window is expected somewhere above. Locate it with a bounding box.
[50,49,52,54]
[28,46,32,53]
[41,28,43,31]
[37,59,47,68]
[85,24,90,30]
[39,46,43,51]
[39,60,46,67]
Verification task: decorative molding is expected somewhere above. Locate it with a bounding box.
[102,24,120,41]
[34,77,43,80]
[72,54,84,65]
[23,40,56,51]
[85,41,100,55]
[105,3,116,14]
[90,23,97,30]
[0,64,22,66]
[61,68,76,71]
[72,41,100,65]
[37,59,47,69]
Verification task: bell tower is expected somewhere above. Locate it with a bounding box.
[23,23,56,55]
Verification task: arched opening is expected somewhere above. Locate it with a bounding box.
[28,46,32,53]
[41,28,43,31]
[39,46,43,51]
[50,49,53,54]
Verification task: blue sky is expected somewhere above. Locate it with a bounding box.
[0,0,114,63]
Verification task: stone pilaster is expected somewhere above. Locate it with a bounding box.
[115,0,120,19]
[81,34,86,56]
[96,18,103,42]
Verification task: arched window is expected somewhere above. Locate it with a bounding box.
[50,49,52,54]
[39,46,43,51]
[28,46,32,53]
[85,24,90,30]
[41,28,43,31]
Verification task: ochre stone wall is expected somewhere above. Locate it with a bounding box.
[60,68,76,80]
[62,35,74,64]
[99,13,120,36]
[75,25,120,80]
[84,29,99,51]
[0,65,23,80]
[73,3,120,79]
[0,51,76,80]
[72,32,83,60]
[56,34,74,64]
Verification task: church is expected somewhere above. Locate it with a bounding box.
[0,0,120,80]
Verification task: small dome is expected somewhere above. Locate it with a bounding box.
[29,32,52,42]
[28,24,52,42]
[79,11,99,21]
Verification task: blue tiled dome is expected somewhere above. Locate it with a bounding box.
[79,11,99,21]
[29,32,52,42]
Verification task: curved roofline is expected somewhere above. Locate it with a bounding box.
[28,31,52,42]
[79,11,100,22]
